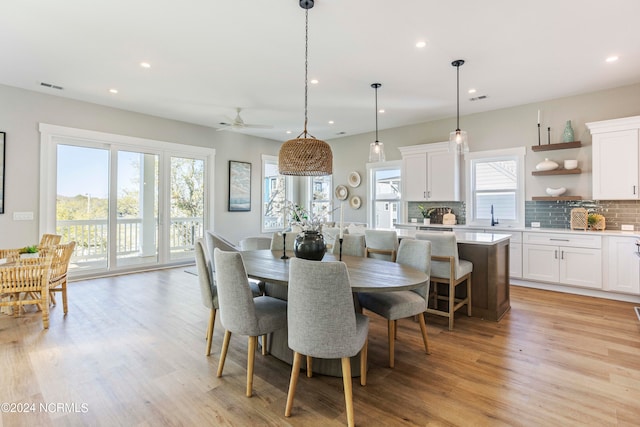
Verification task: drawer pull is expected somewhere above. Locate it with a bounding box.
[549,238,570,242]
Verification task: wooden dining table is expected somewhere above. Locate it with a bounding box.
[239,249,430,377]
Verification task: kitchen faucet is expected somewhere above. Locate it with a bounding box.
[491,204,499,226]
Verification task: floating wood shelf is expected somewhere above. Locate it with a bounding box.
[531,141,581,152]
[532,168,582,176]
[532,196,583,201]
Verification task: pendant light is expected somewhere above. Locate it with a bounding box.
[278,0,333,176]
[449,59,469,154]
[368,83,386,162]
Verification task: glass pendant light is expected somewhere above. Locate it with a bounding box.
[368,83,386,162]
[449,59,469,154]
[278,0,332,176]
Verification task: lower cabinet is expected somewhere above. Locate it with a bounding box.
[604,236,640,294]
[522,232,602,289]
[509,242,522,279]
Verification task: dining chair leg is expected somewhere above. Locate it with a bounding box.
[246,336,257,397]
[388,319,395,368]
[206,308,216,356]
[217,330,231,377]
[360,339,368,386]
[261,334,267,356]
[448,282,455,331]
[285,351,303,417]
[61,280,69,314]
[42,296,50,329]
[394,319,398,339]
[306,355,313,378]
[418,312,430,354]
[341,357,355,427]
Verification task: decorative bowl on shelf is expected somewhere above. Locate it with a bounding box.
[536,158,559,171]
[564,159,578,170]
[545,187,566,196]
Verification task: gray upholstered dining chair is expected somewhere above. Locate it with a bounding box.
[321,226,344,250]
[214,248,288,398]
[195,239,218,356]
[270,231,297,252]
[358,239,431,368]
[239,236,272,251]
[364,229,398,262]
[285,257,368,427]
[415,231,472,330]
[331,233,366,257]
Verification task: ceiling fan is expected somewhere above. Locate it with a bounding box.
[216,108,273,131]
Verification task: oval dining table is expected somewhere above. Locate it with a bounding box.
[239,249,430,377]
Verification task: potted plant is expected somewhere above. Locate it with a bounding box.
[19,244,39,258]
[418,205,435,225]
[587,213,606,231]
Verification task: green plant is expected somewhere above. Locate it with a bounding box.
[588,213,604,226]
[20,245,39,254]
[418,205,436,219]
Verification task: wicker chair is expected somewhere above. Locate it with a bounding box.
[48,242,76,314]
[0,248,21,262]
[39,234,62,249]
[0,254,54,328]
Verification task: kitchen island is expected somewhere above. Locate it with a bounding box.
[393,228,512,322]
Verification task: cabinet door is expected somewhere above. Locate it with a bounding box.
[592,129,639,199]
[559,247,602,289]
[427,150,460,201]
[402,152,427,201]
[523,244,559,282]
[605,237,640,294]
[510,242,522,278]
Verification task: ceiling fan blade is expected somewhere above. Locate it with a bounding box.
[242,124,273,129]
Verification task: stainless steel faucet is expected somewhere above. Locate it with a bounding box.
[491,204,499,226]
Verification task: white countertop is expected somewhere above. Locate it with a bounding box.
[391,228,512,245]
[394,223,640,238]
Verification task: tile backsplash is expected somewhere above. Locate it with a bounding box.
[407,202,466,225]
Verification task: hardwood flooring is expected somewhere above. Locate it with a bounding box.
[1,268,639,426]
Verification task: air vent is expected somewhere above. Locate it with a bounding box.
[336,131,347,135]
[40,82,64,90]
[469,95,487,101]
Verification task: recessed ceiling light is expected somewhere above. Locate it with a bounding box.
[328,120,334,124]
[468,88,477,94]
[605,56,619,63]
[310,79,319,85]
[378,109,385,113]
[416,41,427,48]
[109,89,118,94]
[140,62,151,68]
[286,130,292,134]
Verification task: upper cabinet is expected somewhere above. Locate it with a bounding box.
[399,142,460,201]
[587,116,640,200]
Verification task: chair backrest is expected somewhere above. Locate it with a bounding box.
[205,231,239,260]
[321,227,345,250]
[239,236,272,251]
[0,248,21,262]
[49,241,76,282]
[0,253,53,294]
[332,234,365,257]
[288,257,362,359]
[396,239,431,299]
[195,239,216,309]
[415,231,459,279]
[39,234,62,248]
[213,248,261,336]
[270,232,296,251]
[364,229,398,261]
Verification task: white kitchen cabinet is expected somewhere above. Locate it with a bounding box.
[603,236,640,294]
[587,116,640,200]
[522,232,602,289]
[399,142,460,202]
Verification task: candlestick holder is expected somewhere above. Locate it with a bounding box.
[281,232,289,260]
[537,123,541,146]
[547,127,551,145]
[338,237,344,261]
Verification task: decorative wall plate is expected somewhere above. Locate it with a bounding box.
[335,185,349,201]
[348,171,361,187]
[349,195,362,209]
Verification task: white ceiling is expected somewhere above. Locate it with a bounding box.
[1,0,639,142]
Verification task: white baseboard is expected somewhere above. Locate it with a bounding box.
[510,278,640,304]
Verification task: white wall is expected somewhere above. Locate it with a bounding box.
[330,82,640,222]
[0,84,281,247]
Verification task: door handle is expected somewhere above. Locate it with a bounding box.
[554,250,558,259]
[550,238,569,242]
[561,250,564,260]
[634,185,637,195]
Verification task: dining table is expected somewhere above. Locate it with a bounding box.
[240,249,430,377]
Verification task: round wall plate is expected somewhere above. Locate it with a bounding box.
[335,185,349,201]
[349,195,362,209]
[348,171,361,187]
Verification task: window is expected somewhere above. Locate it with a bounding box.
[261,155,290,232]
[309,175,332,221]
[367,161,401,228]
[466,147,525,227]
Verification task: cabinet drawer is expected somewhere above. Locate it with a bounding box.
[523,232,601,249]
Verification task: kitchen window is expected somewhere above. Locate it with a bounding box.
[465,147,525,227]
[367,161,402,228]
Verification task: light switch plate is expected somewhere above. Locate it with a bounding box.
[621,224,634,231]
[531,221,541,228]
[13,211,34,221]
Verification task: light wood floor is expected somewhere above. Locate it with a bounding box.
[1,268,639,426]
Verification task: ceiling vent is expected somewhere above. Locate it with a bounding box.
[469,95,487,101]
[40,82,64,90]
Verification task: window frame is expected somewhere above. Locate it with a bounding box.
[261,155,292,233]
[465,147,526,227]
[366,160,402,229]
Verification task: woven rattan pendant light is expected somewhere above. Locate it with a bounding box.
[449,59,469,154]
[278,0,332,176]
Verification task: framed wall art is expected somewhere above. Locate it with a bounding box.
[228,160,251,212]
[0,132,5,214]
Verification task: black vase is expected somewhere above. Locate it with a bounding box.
[294,231,326,261]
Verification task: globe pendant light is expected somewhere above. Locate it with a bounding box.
[449,59,469,154]
[278,0,333,176]
[368,83,386,163]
